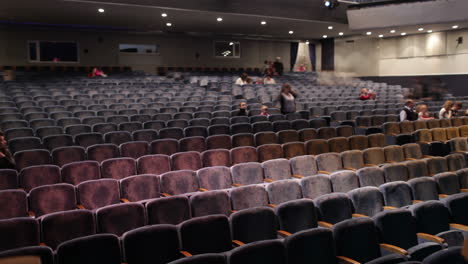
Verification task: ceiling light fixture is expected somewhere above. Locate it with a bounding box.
[217,17,223,22]
[166,23,172,27]
[98,8,105,13]
[418,28,424,31]
[390,30,396,33]
[161,13,167,17]
[379,34,384,38]
[323,35,328,38]
[229,42,234,46]
[452,25,459,29]
[427,30,433,33]
[289,31,294,34]
[261,21,267,25]
[328,26,333,30]
[306,41,310,44]
[339,32,344,36]
[324,0,339,9]
[366,32,372,35]
[401,32,407,36]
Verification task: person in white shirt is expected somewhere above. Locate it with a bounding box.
[235,73,248,86]
[400,99,418,121]
[439,100,454,119]
[263,75,276,85]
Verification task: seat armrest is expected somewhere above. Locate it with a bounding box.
[405,158,416,161]
[418,141,430,144]
[318,221,333,228]
[277,230,292,237]
[337,256,361,264]
[412,200,422,204]
[450,223,468,231]
[264,178,274,183]
[291,174,304,179]
[318,170,331,175]
[39,242,46,246]
[77,205,86,209]
[380,243,408,256]
[383,206,397,210]
[120,198,130,203]
[364,163,377,167]
[232,183,242,187]
[343,167,357,171]
[268,204,276,208]
[161,193,171,197]
[352,213,368,218]
[199,188,208,192]
[439,194,449,198]
[422,155,433,158]
[460,189,468,193]
[180,251,192,257]
[232,240,245,247]
[417,233,445,243]
[28,211,35,218]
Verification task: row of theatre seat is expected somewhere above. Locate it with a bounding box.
[7,125,468,171]
[1,170,467,263]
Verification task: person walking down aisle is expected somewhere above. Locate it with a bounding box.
[400,99,418,121]
[277,83,297,115]
[0,132,15,169]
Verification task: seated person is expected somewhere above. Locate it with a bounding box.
[89,67,107,78]
[259,105,270,116]
[236,102,248,116]
[439,100,454,119]
[0,132,15,169]
[359,88,376,100]
[255,78,263,85]
[235,73,248,86]
[298,64,306,72]
[452,102,463,117]
[416,104,433,120]
[263,75,276,85]
[400,99,418,121]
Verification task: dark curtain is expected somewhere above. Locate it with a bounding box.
[290,42,299,71]
[309,44,316,71]
[321,38,335,71]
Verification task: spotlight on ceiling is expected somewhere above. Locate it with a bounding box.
[401,32,407,36]
[427,30,433,33]
[390,30,396,33]
[217,17,223,22]
[161,13,167,17]
[288,31,294,34]
[166,23,172,27]
[328,26,333,30]
[324,0,339,9]
[452,25,459,29]
[379,35,384,38]
[366,32,372,36]
[306,41,310,45]
[98,8,105,13]
[339,32,344,36]
[261,21,267,25]
[418,28,424,31]
[323,35,328,38]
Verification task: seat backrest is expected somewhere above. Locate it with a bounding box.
[348,186,384,217]
[229,185,269,211]
[146,196,191,225]
[56,234,121,264]
[77,179,120,210]
[230,207,277,244]
[29,183,76,217]
[300,174,332,199]
[197,166,232,191]
[120,174,160,202]
[315,193,353,224]
[230,162,264,185]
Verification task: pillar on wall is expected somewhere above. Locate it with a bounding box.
[321,38,335,71]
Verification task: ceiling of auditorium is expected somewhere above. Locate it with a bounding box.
[0,0,466,40]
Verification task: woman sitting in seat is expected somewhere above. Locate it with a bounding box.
[416,104,434,120]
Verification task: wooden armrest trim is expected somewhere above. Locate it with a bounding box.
[417,233,445,243]
[268,204,277,208]
[180,251,192,257]
[161,193,171,197]
[120,198,130,203]
[383,206,397,210]
[39,242,46,246]
[318,221,333,228]
[232,240,245,247]
[264,179,274,183]
[291,174,304,179]
[439,194,449,198]
[365,164,377,167]
[460,189,468,193]
[422,155,433,158]
[318,170,331,175]
[380,243,408,255]
[232,183,242,187]
[450,223,468,231]
[77,205,85,209]
[412,200,422,204]
[405,158,416,161]
[352,213,368,218]
[336,256,361,264]
[28,211,35,218]
[277,230,292,237]
[343,167,357,171]
[199,188,208,192]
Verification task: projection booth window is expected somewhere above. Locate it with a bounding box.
[119,44,159,54]
[214,41,240,58]
[28,41,79,63]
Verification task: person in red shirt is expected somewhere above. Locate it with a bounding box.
[359,88,376,100]
[259,105,270,116]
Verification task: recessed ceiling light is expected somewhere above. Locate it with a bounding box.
[401,32,407,36]
[98,8,105,13]
[229,42,234,46]
[261,21,267,25]
[366,32,372,35]
[452,25,459,29]
[161,13,167,17]
[418,28,424,31]
[323,35,328,38]
[427,30,433,33]
[390,30,396,33]
[217,17,223,22]
[338,32,344,36]
[379,34,384,38]
[305,41,310,44]
[288,31,294,34]
[166,23,172,27]
[328,26,333,30]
